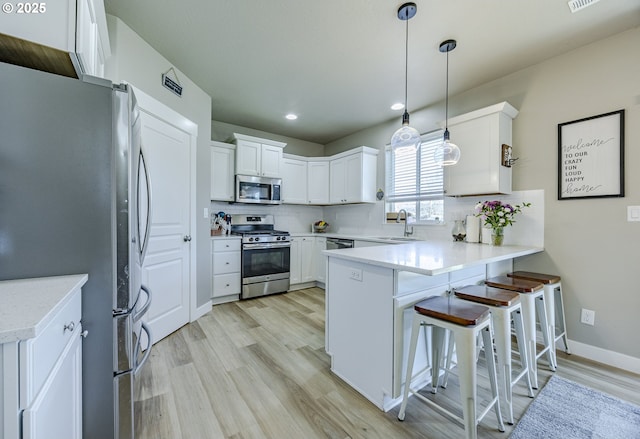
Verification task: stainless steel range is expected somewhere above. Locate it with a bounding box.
[231,214,291,299]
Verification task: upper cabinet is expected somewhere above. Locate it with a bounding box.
[443,102,519,197]
[282,155,330,205]
[232,133,286,178]
[210,141,236,202]
[0,0,111,78]
[329,147,378,204]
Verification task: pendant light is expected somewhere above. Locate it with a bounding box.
[390,3,420,153]
[433,39,461,166]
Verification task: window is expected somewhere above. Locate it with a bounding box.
[385,131,444,223]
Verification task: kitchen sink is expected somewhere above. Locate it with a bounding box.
[373,236,420,242]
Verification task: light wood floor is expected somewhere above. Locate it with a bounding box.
[134,287,640,439]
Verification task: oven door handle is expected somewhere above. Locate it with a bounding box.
[243,242,291,250]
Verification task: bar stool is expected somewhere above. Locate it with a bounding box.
[397,296,504,439]
[453,285,534,425]
[508,271,570,366]
[485,276,555,389]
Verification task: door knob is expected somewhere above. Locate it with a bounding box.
[183,235,192,242]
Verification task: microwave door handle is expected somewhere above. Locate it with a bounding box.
[138,149,153,262]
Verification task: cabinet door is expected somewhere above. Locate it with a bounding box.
[282,158,307,204]
[261,145,282,177]
[22,330,82,439]
[344,153,363,203]
[211,146,235,201]
[300,237,315,282]
[76,0,97,76]
[289,238,301,285]
[307,161,330,204]
[329,157,347,204]
[315,237,327,283]
[235,139,261,176]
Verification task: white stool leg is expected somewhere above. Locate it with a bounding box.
[542,283,557,367]
[512,309,534,398]
[441,330,455,389]
[554,283,570,354]
[535,295,555,371]
[490,307,512,424]
[518,293,539,388]
[454,325,479,439]
[398,314,423,421]
[431,326,447,393]
[481,323,505,433]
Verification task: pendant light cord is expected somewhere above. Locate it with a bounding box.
[445,48,449,131]
[403,12,409,112]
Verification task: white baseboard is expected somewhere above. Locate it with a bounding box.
[567,339,640,375]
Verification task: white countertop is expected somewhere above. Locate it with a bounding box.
[324,241,543,276]
[0,274,88,344]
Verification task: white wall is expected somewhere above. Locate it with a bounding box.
[326,28,640,372]
[105,15,213,310]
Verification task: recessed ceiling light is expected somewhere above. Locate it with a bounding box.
[391,103,405,111]
[285,113,298,120]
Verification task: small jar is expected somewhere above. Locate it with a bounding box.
[451,220,466,242]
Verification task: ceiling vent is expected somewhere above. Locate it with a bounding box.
[567,0,601,13]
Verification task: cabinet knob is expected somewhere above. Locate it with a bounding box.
[81,330,89,338]
[64,321,75,333]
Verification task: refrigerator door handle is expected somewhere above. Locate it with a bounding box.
[137,148,153,262]
[132,284,152,323]
[134,322,152,375]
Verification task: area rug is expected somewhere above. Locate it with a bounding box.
[509,375,640,439]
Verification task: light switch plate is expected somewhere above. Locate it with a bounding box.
[627,206,640,222]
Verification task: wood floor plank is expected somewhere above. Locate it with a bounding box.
[135,286,640,439]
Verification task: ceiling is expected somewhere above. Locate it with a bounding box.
[104,0,640,145]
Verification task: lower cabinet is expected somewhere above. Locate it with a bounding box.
[290,236,326,289]
[211,238,241,304]
[1,282,84,439]
[314,237,327,284]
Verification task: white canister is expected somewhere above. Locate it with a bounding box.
[465,215,480,243]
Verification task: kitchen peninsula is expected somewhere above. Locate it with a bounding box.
[324,241,542,411]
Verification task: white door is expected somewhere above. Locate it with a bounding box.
[140,110,191,343]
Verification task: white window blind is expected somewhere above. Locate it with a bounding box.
[385,131,444,222]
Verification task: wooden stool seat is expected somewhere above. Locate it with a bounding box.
[485,275,543,293]
[453,285,519,307]
[508,271,561,285]
[414,296,490,326]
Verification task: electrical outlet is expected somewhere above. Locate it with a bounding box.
[349,268,363,282]
[580,308,595,326]
[203,207,209,219]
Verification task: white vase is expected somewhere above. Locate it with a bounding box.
[481,227,492,244]
[465,215,480,243]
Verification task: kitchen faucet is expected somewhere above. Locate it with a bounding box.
[396,209,414,237]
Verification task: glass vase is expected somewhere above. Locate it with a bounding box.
[452,220,466,242]
[491,227,504,246]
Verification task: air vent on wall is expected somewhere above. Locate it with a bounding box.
[567,0,600,13]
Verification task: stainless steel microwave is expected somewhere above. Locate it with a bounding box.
[235,175,282,204]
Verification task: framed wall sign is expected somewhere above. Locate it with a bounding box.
[558,109,624,200]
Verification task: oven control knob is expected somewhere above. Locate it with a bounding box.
[248,237,254,242]
[276,236,281,241]
[255,237,260,242]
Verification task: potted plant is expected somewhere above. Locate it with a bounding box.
[475,200,531,245]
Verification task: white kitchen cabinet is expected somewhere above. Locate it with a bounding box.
[233,133,286,178]
[210,141,235,201]
[1,275,86,439]
[314,237,327,284]
[282,157,308,204]
[443,102,518,196]
[289,236,316,288]
[307,160,330,204]
[211,238,241,304]
[0,0,110,78]
[329,147,378,204]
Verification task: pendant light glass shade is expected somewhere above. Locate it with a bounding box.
[434,39,460,166]
[391,3,420,154]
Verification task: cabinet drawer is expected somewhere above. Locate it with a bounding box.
[212,238,241,253]
[213,251,240,274]
[213,273,241,297]
[20,287,82,407]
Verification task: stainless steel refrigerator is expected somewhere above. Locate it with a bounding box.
[0,61,152,439]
